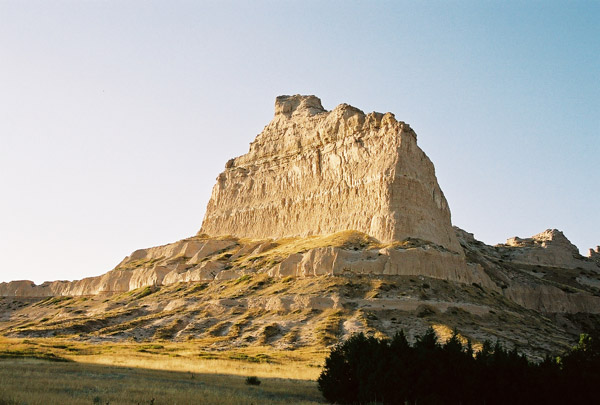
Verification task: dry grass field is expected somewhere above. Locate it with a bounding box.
[0,337,325,404]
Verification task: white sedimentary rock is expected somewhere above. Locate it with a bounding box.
[502,229,598,270]
[200,95,462,254]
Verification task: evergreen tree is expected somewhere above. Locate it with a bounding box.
[317,329,600,404]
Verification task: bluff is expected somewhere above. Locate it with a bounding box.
[0,96,487,297]
[200,95,462,253]
[1,96,600,355]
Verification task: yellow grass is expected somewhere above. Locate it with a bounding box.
[0,337,325,404]
[432,323,483,352]
[0,359,323,404]
[233,230,381,269]
[0,337,325,380]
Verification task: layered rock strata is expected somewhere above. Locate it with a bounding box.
[455,227,600,313]
[0,232,490,297]
[200,95,462,254]
[497,229,599,271]
[3,96,476,298]
[2,227,599,315]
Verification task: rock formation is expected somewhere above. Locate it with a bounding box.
[456,227,600,313]
[2,227,599,357]
[0,231,491,297]
[497,229,598,271]
[2,95,600,356]
[1,95,598,322]
[200,95,462,254]
[589,246,600,265]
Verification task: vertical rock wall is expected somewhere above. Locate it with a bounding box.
[200,95,462,253]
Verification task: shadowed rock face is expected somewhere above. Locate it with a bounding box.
[590,247,600,265]
[499,229,598,271]
[200,95,462,254]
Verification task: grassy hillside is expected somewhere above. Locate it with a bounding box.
[1,273,586,360]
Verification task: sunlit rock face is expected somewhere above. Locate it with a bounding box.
[200,95,462,254]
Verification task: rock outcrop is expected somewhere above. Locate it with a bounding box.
[497,229,598,271]
[589,246,600,265]
[456,227,600,314]
[3,226,599,315]
[200,95,462,254]
[0,231,490,297]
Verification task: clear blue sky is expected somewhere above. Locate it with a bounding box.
[1,1,598,284]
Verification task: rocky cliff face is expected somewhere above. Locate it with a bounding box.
[200,95,462,254]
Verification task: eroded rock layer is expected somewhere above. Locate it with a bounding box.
[200,95,462,253]
[2,228,599,315]
[0,232,484,297]
[2,229,599,358]
[498,229,598,271]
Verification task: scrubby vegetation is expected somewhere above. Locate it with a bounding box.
[2,275,582,355]
[318,329,600,404]
[245,376,261,385]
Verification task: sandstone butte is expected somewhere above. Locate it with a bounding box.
[201,95,461,253]
[1,95,599,319]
